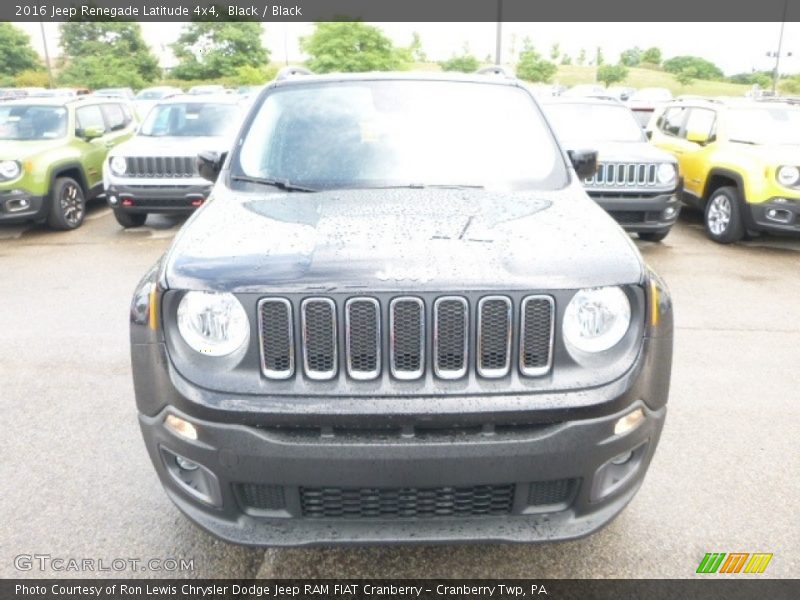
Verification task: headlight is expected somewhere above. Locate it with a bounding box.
[656,163,676,185]
[776,165,800,187]
[110,156,127,176]
[563,286,631,353]
[177,291,249,356]
[0,160,21,180]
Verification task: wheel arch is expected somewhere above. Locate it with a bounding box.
[702,168,756,231]
[48,163,89,199]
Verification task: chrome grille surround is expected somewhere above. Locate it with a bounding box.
[585,162,658,187]
[477,296,512,378]
[300,297,337,380]
[519,295,556,377]
[257,298,294,380]
[433,296,469,380]
[345,297,381,380]
[389,297,425,380]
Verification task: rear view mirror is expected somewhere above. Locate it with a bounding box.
[686,129,709,144]
[82,125,104,140]
[568,149,598,180]
[197,150,226,183]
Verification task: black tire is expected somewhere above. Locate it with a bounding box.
[46,177,86,230]
[113,209,147,228]
[704,186,745,244]
[638,230,670,243]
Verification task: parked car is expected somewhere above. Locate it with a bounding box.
[542,96,680,241]
[129,70,673,546]
[0,96,137,229]
[0,88,28,101]
[187,84,226,95]
[607,86,636,101]
[94,87,135,100]
[562,84,607,98]
[648,96,800,243]
[133,86,182,120]
[104,94,245,228]
[626,87,673,128]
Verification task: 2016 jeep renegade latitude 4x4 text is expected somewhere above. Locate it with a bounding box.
[130,71,673,546]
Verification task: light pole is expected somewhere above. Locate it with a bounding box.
[495,0,503,65]
[771,0,790,94]
[39,22,54,89]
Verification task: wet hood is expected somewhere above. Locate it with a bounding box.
[164,185,644,293]
[0,138,66,161]
[110,135,232,158]
[559,140,677,164]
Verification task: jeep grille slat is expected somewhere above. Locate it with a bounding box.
[124,156,198,178]
[583,162,660,187]
[301,298,337,380]
[477,296,512,378]
[520,296,555,377]
[433,297,469,379]
[389,297,425,380]
[258,298,294,379]
[345,298,381,380]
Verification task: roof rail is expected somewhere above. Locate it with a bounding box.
[476,65,514,78]
[276,66,312,81]
[674,95,724,104]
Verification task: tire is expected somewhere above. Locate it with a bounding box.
[638,231,670,243]
[46,177,86,230]
[113,209,147,228]
[704,186,745,244]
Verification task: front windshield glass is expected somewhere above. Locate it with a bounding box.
[136,89,167,100]
[140,102,240,137]
[236,80,566,190]
[629,88,672,102]
[726,106,800,145]
[546,103,644,143]
[0,105,68,140]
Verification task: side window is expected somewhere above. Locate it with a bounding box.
[120,103,134,127]
[657,107,686,137]
[685,108,716,141]
[75,105,106,136]
[101,103,127,132]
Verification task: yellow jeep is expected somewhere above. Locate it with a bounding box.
[647,97,800,243]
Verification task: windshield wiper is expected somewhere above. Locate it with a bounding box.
[729,139,757,145]
[230,175,317,192]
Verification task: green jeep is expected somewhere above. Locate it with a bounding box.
[0,96,137,230]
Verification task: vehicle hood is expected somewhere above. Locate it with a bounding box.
[0,138,66,161]
[109,135,231,157]
[730,142,800,164]
[164,185,644,293]
[559,140,676,164]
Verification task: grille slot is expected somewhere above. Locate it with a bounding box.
[237,483,286,511]
[477,296,512,378]
[584,162,659,187]
[527,479,576,506]
[300,484,515,519]
[125,156,196,178]
[520,295,555,377]
[389,297,424,380]
[345,298,381,380]
[433,297,469,379]
[258,298,294,379]
[301,298,337,380]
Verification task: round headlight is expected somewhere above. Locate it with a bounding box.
[656,163,676,185]
[0,160,21,180]
[563,286,631,353]
[776,165,800,187]
[177,291,249,356]
[110,156,127,176]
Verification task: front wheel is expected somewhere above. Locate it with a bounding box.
[113,209,147,228]
[705,186,745,244]
[638,231,670,243]
[47,177,86,230]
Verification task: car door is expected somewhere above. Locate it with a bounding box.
[100,102,137,148]
[679,107,717,198]
[75,104,109,190]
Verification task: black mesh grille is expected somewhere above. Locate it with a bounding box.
[521,297,553,374]
[527,479,576,506]
[237,483,286,510]
[435,298,467,376]
[391,299,423,376]
[347,299,379,376]
[126,156,196,178]
[300,484,515,519]
[260,300,293,377]
[303,300,336,376]
[479,298,511,375]
[127,197,195,208]
[610,210,646,224]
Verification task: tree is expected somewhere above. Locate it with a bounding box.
[234,64,278,85]
[300,22,408,73]
[577,49,587,66]
[171,22,268,80]
[560,54,572,66]
[729,71,771,87]
[620,47,642,67]
[439,51,480,73]
[0,23,41,77]
[595,47,605,66]
[663,55,724,80]
[409,31,426,62]
[58,23,160,88]
[675,66,698,88]
[641,47,662,65]
[597,64,628,87]
[549,43,561,61]
[516,40,557,83]
[14,69,50,88]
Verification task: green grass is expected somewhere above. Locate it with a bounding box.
[555,65,751,97]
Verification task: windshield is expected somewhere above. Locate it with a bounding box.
[136,89,169,100]
[0,105,68,140]
[140,102,241,137]
[629,88,672,102]
[726,106,800,145]
[235,80,566,190]
[545,103,644,143]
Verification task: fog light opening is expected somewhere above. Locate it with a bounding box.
[165,414,198,440]
[766,208,791,223]
[610,450,634,465]
[108,195,118,205]
[614,408,645,436]
[176,456,199,471]
[6,198,30,212]
[663,206,677,218]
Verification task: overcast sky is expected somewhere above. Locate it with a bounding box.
[14,21,800,76]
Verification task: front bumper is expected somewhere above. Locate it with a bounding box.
[106,183,211,214]
[0,188,47,223]
[590,192,680,234]
[749,198,800,235]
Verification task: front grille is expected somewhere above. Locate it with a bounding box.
[584,162,658,187]
[124,156,197,178]
[300,484,515,519]
[258,294,556,381]
[126,197,195,208]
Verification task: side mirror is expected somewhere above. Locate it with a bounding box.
[82,125,104,140]
[197,150,226,183]
[686,129,709,145]
[645,130,653,140]
[568,149,598,180]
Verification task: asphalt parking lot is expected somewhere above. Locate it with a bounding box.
[1,201,798,579]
